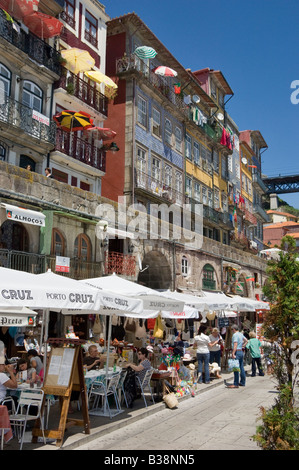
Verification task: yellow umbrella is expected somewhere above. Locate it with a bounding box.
[61,48,95,74]
[85,71,118,99]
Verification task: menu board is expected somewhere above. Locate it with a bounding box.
[45,347,75,388]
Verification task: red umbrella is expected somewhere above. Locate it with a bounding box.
[0,0,39,21]
[23,11,63,39]
[83,126,117,141]
[154,66,178,77]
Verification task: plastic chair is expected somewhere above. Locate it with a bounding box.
[136,368,155,408]
[9,389,46,450]
[117,369,128,408]
[0,397,16,415]
[89,373,121,418]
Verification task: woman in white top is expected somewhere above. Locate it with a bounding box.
[209,328,223,378]
[194,325,219,384]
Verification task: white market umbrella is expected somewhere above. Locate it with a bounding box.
[154,66,177,77]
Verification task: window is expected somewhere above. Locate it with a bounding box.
[185,134,192,160]
[194,181,201,202]
[152,156,161,182]
[136,146,147,187]
[164,164,172,188]
[210,80,217,99]
[222,193,228,212]
[208,189,213,207]
[152,107,161,137]
[22,81,42,112]
[185,176,192,197]
[181,256,188,277]
[221,155,228,180]
[65,0,76,28]
[0,63,11,97]
[51,229,65,256]
[194,141,200,166]
[165,118,172,146]
[74,234,91,261]
[214,189,220,209]
[175,171,183,203]
[202,264,216,290]
[202,186,207,205]
[85,10,97,47]
[175,126,182,152]
[137,95,147,128]
[0,142,7,161]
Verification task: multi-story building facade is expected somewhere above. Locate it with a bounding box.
[103,12,268,296]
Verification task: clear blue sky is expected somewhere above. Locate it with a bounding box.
[105,0,299,208]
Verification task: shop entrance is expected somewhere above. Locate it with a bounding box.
[137,250,172,290]
[0,221,29,251]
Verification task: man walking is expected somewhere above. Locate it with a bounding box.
[226,324,248,389]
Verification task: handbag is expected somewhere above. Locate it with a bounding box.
[135,320,147,339]
[153,314,164,339]
[124,317,136,333]
[228,358,240,372]
[163,386,179,409]
[93,314,102,334]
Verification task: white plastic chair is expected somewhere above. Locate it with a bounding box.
[89,373,121,418]
[136,368,155,408]
[9,389,46,450]
[117,369,128,408]
[0,397,16,415]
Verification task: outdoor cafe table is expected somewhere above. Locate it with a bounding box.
[85,367,121,390]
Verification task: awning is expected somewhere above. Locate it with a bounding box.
[1,203,46,227]
[0,307,37,327]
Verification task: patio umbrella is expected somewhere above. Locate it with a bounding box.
[85,70,118,90]
[0,0,38,21]
[154,66,178,77]
[61,48,95,74]
[23,11,63,39]
[53,110,94,132]
[83,126,117,142]
[134,46,157,59]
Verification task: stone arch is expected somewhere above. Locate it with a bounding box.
[0,220,29,251]
[137,249,172,290]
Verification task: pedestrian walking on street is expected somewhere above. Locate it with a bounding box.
[226,324,248,389]
[246,331,265,377]
[194,324,219,384]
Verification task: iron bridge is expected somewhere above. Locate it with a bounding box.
[263,174,299,194]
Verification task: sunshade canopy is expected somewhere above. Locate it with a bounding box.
[84,70,118,89]
[0,0,38,21]
[83,126,117,141]
[81,273,198,319]
[61,48,95,74]
[154,66,178,77]
[53,110,94,132]
[23,11,63,39]
[134,46,157,59]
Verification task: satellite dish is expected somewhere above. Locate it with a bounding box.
[241,157,248,165]
[192,95,200,104]
[217,112,224,121]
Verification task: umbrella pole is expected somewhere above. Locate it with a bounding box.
[42,309,50,375]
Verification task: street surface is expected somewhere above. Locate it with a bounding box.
[75,374,276,451]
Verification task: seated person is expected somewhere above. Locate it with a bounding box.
[27,349,44,376]
[83,345,104,371]
[124,347,151,383]
[16,359,36,383]
[0,362,17,402]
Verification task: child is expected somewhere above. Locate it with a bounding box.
[246,332,264,377]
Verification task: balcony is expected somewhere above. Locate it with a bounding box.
[244,208,257,225]
[105,251,136,277]
[253,204,269,222]
[135,169,184,206]
[0,249,103,279]
[202,205,233,228]
[55,128,106,172]
[54,68,108,117]
[0,10,61,76]
[0,95,56,146]
[252,173,268,193]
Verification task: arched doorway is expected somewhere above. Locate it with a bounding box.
[0,221,29,251]
[137,250,172,290]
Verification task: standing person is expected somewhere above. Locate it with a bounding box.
[208,328,223,378]
[45,167,53,178]
[193,325,219,384]
[246,332,265,377]
[226,324,248,389]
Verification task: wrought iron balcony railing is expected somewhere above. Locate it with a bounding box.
[135,169,184,206]
[54,127,106,172]
[0,95,56,145]
[0,10,61,76]
[54,68,108,117]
